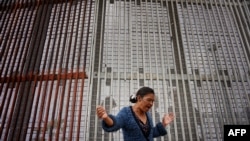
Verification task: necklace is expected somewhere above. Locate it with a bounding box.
[132,107,147,124]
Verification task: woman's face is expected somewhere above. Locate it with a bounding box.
[137,93,155,112]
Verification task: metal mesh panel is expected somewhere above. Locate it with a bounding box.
[1,0,250,141]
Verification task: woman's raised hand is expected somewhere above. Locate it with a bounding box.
[96,105,108,119]
[162,112,175,127]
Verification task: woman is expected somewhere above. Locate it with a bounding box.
[96,87,175,141]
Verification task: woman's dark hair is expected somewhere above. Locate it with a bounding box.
[129,87,155,103]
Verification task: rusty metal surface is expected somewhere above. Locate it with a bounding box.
[0,0,91,140]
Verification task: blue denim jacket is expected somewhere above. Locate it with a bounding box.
[102,106,167,141]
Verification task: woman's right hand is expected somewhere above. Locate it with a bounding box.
[96,105,108,119]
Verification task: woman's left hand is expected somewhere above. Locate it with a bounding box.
[162,112,175,127]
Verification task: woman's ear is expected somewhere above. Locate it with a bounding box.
[137,95,142,101]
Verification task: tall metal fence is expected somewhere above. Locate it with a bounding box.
[1,0,250,141]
